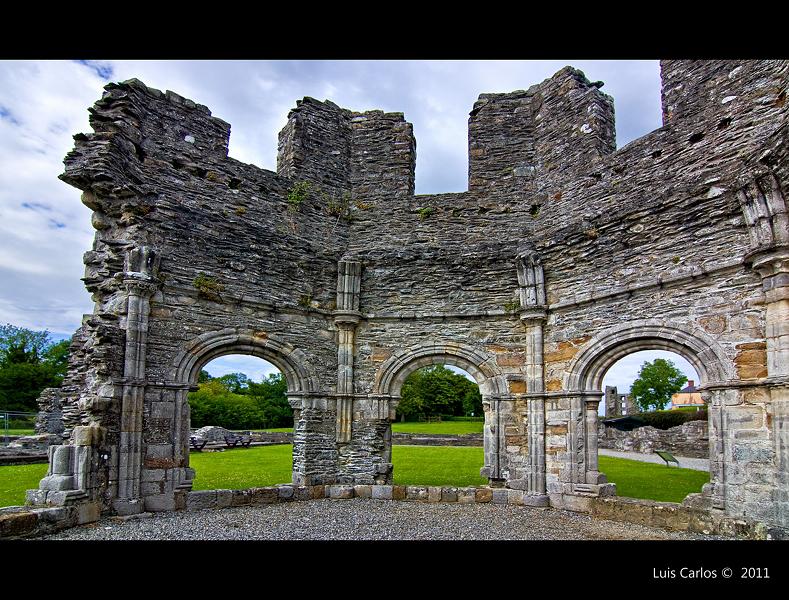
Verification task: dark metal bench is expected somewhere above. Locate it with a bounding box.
[655,449,680,467]
[224,433,252,448]
[190,436,208,451]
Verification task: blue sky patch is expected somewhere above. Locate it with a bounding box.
[0,105,20,125]
[22,201,52,212]
[75,60,114,81]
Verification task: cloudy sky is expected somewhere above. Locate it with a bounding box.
[0,59,697,397]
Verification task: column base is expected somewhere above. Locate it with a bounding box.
[521,493,550,507]
[112,498,144,516]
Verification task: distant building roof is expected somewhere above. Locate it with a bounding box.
[678,379,697,394]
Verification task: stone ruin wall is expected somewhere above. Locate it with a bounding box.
[14,60,789,538]
[599,420,710,459]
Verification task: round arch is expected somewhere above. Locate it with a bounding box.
[565,320,734,393]
[374,341,509,398]
[170,328,319,394]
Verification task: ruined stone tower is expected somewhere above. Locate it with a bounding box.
[11,60,789,538]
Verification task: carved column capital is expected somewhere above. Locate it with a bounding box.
[123,276,160,297]
[518,306,547,326]
[333,310,362,326]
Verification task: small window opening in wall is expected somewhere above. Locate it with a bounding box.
[391,364,485,488]
[688,132,705,144]
[717,117,732,130]
[187,355,293,492]
[598,350,708,505]
[651,149,662,159]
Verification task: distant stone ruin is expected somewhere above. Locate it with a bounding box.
[8,60,789,538]
[604,385,636,417]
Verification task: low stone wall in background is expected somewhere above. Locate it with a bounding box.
[598,420,708,458]
[391,433,483,447]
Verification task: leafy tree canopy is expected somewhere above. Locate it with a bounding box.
[188,371,291,430]
[0,324,71,412]
[629,358,688,412]
[397,365,482,421]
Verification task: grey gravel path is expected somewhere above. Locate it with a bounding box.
[599,448,709,471]
[39,498,725,541]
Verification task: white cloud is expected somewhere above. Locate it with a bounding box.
[0,59,663,338]
[202,355,280,383]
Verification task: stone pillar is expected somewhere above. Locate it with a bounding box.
[333,258,361,444]
[114,246,160,515]
[584,398,605,484]
[567,394,586,485]
[703,388,727,510]
[517,245,548,498]
[526,395,546,496]
[482,396,508,487]
[738,173,789,532]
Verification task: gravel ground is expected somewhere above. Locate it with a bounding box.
[599,448,710,471]
[40,498,726,541]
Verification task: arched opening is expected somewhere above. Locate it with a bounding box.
[170,329,319,490]
[566,322,731,505]
[374,342,509,487]
[390,364,486,488]
[597,350,709,503]
[187,354,294,492]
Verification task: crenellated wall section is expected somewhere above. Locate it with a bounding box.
[12,60,789,538]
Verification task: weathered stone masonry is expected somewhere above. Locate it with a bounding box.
[14,60,789,537]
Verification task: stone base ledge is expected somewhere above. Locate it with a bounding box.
[1,484,774,540]
[553,493,769,539]
[0,500,103,539]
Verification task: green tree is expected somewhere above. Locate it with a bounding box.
[216,372,250,394]
[629,358,688,411]
[0,324,71,412]
[248,373,292,428]
[187,371,293,429]
[397,365,482,421]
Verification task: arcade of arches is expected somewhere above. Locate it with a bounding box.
[22,60,789,538]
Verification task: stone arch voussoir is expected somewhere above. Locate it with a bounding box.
[170,327,319,394]
[373,341,509,397]
[564,320,734,392]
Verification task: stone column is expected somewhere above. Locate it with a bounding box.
[517,246,548,497]
[520,312,547,496]
[567,394,586,485]
[482,396,507,487]
[584,397,605,484]
[703,388,727,510]
[738,173,789,532]
[114,246,160,515]
[333,258,361,444]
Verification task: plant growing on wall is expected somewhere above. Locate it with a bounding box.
[193,273,224,302]
[287,180,311,212]
[417,207,434,220]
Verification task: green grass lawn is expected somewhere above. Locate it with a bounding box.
[598,455,709,503]
[189,445,294,490]
[391,421,484,435]
[0,462,48,508]
[0,447,709,507]
[392,445,487,486]
[2,429,35,436]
